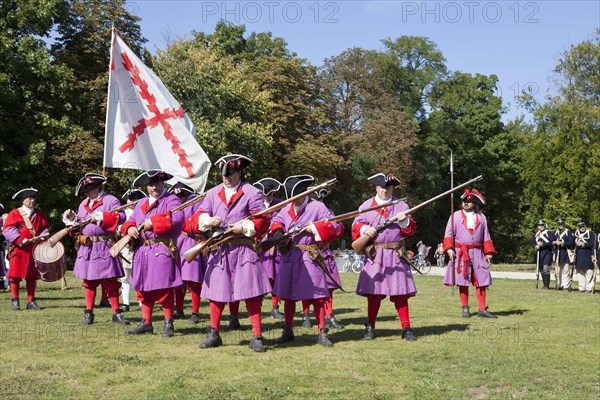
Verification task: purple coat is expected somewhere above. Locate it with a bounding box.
[177,198,205,283]
[126,192,184,291]
[352,197,417,297]
[260,198,283,281]
[73,194,125,281]
[199,182,271,302]
[272,199,342,301]
[442,210,495,287]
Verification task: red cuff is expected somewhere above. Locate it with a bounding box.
[121,221,137,236]
[190,210,207,234]
[150,212,173,235]
[100,212,120,233]
[270,222,285,236]
[251,214,270,237]
[400,217,416,237]
[314,221,344,244]
[351,222,367,241]
[443,237,454,252]
[183,217,194,234]
[483,240,496,255]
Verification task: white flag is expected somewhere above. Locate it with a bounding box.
[104,28,211,191]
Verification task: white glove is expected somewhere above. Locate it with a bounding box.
[92,211,104,224]
[62,210,77,226]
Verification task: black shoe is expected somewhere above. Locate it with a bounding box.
[462,306,471,318]
[121,304,130,312]
[317,327,333,347]
[173,310,185,320]
[26,300,42,310]
[189,312,201,324]
[162,319,174,338]
[363,322,375,340]
[125,321,154,335]
[200,327,223,348]
[98,299,111,308]
[222,316,241,332]
[112,309,130,325]
[276,325,295,344]
[82,309,94,325]
[301,312,312,328]
[248,336,266,352]
[271,305,284,320]
[325,315,345,329]
[477,307,497,319]
[11,298,20,311]
[401,328,417,341]
[542,286,550,290]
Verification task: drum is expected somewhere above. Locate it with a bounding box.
[33,241,66,282]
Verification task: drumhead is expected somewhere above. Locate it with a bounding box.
[33,241,65,263]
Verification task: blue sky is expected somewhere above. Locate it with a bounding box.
[129,1,599,121]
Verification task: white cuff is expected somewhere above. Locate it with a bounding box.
[311,223,322,242]
[359,225,369,236]
[62,210,77,226]
[93,211,104,223]
[241,220,256,237]
[397,217,409,228]
[197,214,211,232]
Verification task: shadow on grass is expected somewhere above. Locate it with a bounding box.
[490,308,529,316]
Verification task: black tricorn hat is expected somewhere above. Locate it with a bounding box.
[368,173,400,187]
[253,178,282,196]
[308,187,331,200]
[556,217,566,224]
[169,182,195,198]
[535,219,546,226]
[284,175,314,199]
[12,188,38,200]
[215,154,252,177]
[577,220,586,227]
[122,189,146,202]
[75,173,107,196]
[132,170,173,187]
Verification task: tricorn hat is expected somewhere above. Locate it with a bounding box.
[132,170,173,187]
[215,154,252,177]
[169,182,195,198]
[284,175,314,199]
[556,217,566,224]
[577,220,586,227]
[367,173,400,187]
[75,173,107,196]
[122,189,146,202]
[12,188,38,200]
[535,219,546,226]
[461,188,486,206]
[308,187,331,200]
[253,178,282,196]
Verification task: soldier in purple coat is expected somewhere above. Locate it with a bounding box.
[254,177,285,320]
[169,182,205,324]
[352,173,418,341]
[121,170,184,338]
[62,173,129,325]
[443,188,497,318]
[272,175,344,347]
[191,155,271,352]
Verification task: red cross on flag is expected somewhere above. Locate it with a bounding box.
[104,28,211,191]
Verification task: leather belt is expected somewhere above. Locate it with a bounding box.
[292,243,330,251]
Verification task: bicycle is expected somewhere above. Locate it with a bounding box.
[336,249,363,273]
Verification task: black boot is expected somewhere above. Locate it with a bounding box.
[11,298,20,311]
[189,312,201,324]
[125,321,154,335]
[477,307,497,319]
[162,319,174,338]
[222,316,241,332]
[200,327,223,349]
[363,322,375,340]
[317,327,333,347]
[173,310,185,320]
[248,336,266,352]
[401,328,417,341]
[325,314,345,329]
[112,309,130,325]
[82,309,94,325]
[275,325,295,344]
[462,306,471,318]
[271,305,284,320]
[301,312,312,328]
[26,299,42,310]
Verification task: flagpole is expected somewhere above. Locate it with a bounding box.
[450,151,455,296]
[103,26,117,173]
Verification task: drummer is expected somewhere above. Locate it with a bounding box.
[62,174,129,325]
[2,188,50,310]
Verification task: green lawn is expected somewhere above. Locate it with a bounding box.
[1,271,598,399]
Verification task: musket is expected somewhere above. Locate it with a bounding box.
[48,199,142,248]
[535,248,540,289]
[352,175,484,256]
[450,151,455,296]
[260,198,407,254]
[552,235,560,290]
[109,193,206,257]
[592,235,598,294]
[183,179,337,263]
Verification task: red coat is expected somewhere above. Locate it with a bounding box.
[2,208,50,279]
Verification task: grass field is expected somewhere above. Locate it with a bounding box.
[1,270,599,400]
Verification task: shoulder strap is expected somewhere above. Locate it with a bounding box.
[18,208,36,237]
